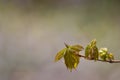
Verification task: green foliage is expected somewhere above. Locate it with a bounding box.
[85,39,99,60]
[107,53,114,60]
[55,39,115,71]
[55,48,67,62]
[70,45,84,52]
[55,43,83,71]
[99,48,114,61]
[64,48,80,71]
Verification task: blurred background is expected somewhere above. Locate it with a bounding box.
[0,0,120,80]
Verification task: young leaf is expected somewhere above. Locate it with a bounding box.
[107,53,114,60]
[99,48,108,53]
[55,48,67,62]
[92,46,99,60]
[64,48,80,71]
[90,39,97,47]
[85,39,99,60]
[70,45,84,52]
[99,48,114,61]
[85,44,91,59]
[99,51,108,61]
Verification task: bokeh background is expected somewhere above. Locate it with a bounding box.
[0,0,120,80]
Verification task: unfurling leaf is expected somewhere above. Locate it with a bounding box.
[99,48,114,61]
[99,48,108,53]
[99,48,108,61]
[64,49,80,71]
[55,48,67,62]
[85,45,91,59]
[108,53,114,60]
[85,39,99,60]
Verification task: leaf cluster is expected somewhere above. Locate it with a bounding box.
[55,39,114,71]
[55,43,83,71]
[99,48,114,61]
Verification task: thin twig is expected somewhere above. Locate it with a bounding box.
[77,54,120,63]
[97,59,120,63]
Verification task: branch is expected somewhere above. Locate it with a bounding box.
[77,54,120,63]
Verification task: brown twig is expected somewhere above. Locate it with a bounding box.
[77,54,120,63]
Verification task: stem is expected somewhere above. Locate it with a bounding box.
[77,54,120,63]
